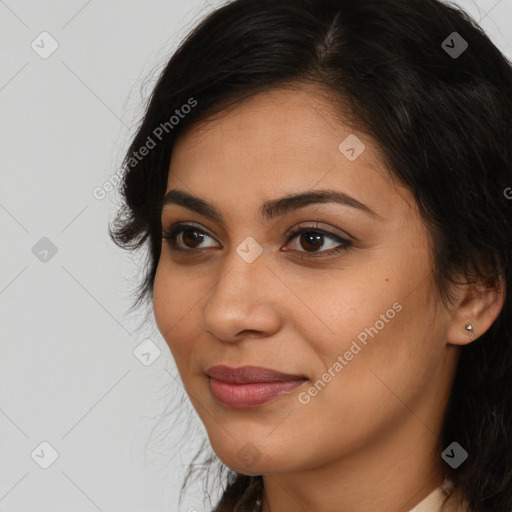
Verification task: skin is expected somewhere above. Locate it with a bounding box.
[153,83,505,512]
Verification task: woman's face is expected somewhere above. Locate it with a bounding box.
[153,84,460,478]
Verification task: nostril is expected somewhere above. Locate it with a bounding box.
[238,330,264,338]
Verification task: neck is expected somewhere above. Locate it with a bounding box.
[260,415,446,512]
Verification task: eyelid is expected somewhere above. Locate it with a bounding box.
[284,221,353,241]
[162,221,353,257]
[162,222,220,247]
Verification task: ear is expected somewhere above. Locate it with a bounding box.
[446,274,506,346]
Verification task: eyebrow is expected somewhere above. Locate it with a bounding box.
[161,188,384,222]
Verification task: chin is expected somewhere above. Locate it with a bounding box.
[208,438,277,475]
[213,435,309,478]
[219,458,276,477]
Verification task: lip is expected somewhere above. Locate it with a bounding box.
[205,365,306,383]
[205,365,308,409]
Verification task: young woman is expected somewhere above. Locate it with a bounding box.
[110,0,512,510]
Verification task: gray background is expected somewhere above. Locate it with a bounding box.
[0,1,511,511]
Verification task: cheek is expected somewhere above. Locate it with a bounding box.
[308,280,438,417]
[153,263,188,352]
[152,262,204,371]
[152,265,171,338]
[301,275,398,356]
[304,262,429,372]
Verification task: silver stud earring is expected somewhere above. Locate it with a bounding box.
[465,324,475,337]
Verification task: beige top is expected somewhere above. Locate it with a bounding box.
[409,480,468,512]
[249,478,468,512]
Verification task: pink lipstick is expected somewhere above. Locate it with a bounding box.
[205,365,307,409]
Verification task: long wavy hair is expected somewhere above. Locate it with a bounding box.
[109,1,512,510]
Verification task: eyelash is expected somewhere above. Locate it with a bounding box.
[161,223,353,259]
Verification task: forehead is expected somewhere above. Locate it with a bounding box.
[166,85,416,224]
[173,84,361,164]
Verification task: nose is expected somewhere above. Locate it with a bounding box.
[200,244,282,344]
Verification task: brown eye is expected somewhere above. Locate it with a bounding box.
[181,228,206,248]
[162,224,219,250]
[162,223,353,259]
[283,226,353,259]
[298,232,324,252]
